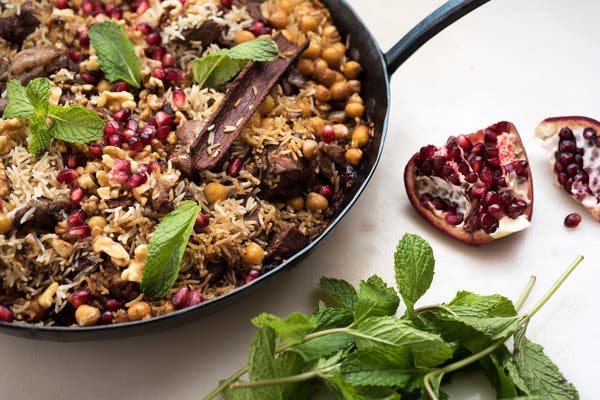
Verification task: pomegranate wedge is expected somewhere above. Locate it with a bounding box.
[535,116,600,221]
[404,121,533,246]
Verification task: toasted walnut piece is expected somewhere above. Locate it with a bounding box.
[92,236,130,262]
[96,91,136,112]
[51,239,74,258]
[127,301,151,321]
[0,160,9,198]
[23,233,41,256]
[38,282,60,309]
[121,259,144,283]
[103,146,127,160]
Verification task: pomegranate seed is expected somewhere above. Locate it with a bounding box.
[157,125,171,141]
[81,0,94,15]
[583,127,597,141]
[68,225,91,239]
[564,213,582,228]
[0,305,13,323]
[431,198,448,211]
[317,184,334,200]
[243,270,260,284]
[559,127,574,140]
[151,67,165,80]
[165,68,184,83]
[249,21,271,36]
[113,159,131,173]
[154,111,173,127]
[81,72,97,84]
[220,0,232,8]
[79,29,90,47]
[419,145,437,158]
[127,136,144,152]
[109,8,123,20]
[113,82,128,92]
[162,53,175,68]
[56,0,69,9]
[172,89,186,109]
[70,289,91,308]
[136,22,155,35]
[105,299,123,311]
[66,50,80,63]
[484,128,497,143]
[172,286,191,309]
[122,129,136,141]
[112,108,131,122]
[66,154,80,169]
[559,140,577,153]
[89,143,104,158]
[189,289,204,306]
[107,134,123,147]
[227,157,243,177]
[149,161,162,173]
[100,311,114,324]
[465,172,478,183]
[479,213,499,234]
[444,211,464,226]
[321,125,336,142]
[136,0,150,14]
[152,45,167,61]
[103,121,120,138]
[127,172,147,188]
[105,3,116,12]
[68,210,86,227]
[139,126,156,145]
[57,169,78,185]
[195,213,209,231]
[70,186,86,204]
[147,32,161,46]
[138,164,149,174]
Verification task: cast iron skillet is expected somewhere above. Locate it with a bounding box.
[0,0,490,340]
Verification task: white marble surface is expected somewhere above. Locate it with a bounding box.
[2,0,599,399]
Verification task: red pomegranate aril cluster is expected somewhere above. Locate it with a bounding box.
[136,22,155,35]
[554,127,587,194]
[68,225,91,240]
[249,21,272,36]
[67,209,90,239]
[151,111,174,141]
[195,212,210,231]
[172,89,186,109]
[564,212,582,228]
[57,169,78,185]
[321,125,336,143]
[105,299,123,311]
[68,210,86,227]
[243,270,261,284]
[70,288,91,308]
[0,305,13,323]
[78,28,90,48]
[172,285,204,310]
[227,157,243,177]
[317,184,334,200]
[100,311,114,324]
[70,186,86,204]
[127,172,147,189]
[67,50,81,63]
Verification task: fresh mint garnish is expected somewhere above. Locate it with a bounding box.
[192,37,279,89]
[2,78,104,157]
[204,234,583,400]
[88,21,141,88]
[141,201,201,298]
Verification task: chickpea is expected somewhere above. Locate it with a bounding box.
[243,242,265,265]
[314,85,331,102]
[322,47,344,68]
[316,68,337,87]
[345,148,363,166]
[334,71,345,82]
[332,124,350,140]
[297,58,315,77]
[127,301,151,321]
[288,196,305,212]
[313,58,328,75]
[204,182,230,204]
[302,41,321,59]
[258,95,275,115]
[234,30,255,45]
[352,125,370,148]
[75,304,101,327]
[322,24,340,39]
[302,139,318,160]
[329,81,350,102]
[343,61,362,79]
[299,15,319,33]
[278,0,293,13]
[269,11,289,29]
[88,216,107,231]
[347,93,363,104]
[0,213,12,234]
[345,102,365,118]
[308,117,325,136]
[306,192,329,213]
[348,80,361,94]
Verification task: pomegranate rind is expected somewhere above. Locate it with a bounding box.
[404,121,533,247]
[535,116,600,221]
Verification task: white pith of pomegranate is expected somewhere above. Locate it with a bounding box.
[535,116,600,221]
[404,121,533,246]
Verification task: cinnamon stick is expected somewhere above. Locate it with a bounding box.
[191,34,308,171]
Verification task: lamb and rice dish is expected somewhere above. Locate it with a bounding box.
[0,0,372,327]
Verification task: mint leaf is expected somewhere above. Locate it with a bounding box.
[479,346,524,399]
[275,352,314,400]
[394,233,434,314]
[311,307,354,330]
[252,312,316,345]
[320,277,358,309]
[248,326,282,400]
[89,21,141,87]
[449,291,517,317]
[192,37,279,88]
[513,328,579,399]
[47,104,104,144]
[340,348,415,387]
[28,115,52,157]
[354,275,399,323]
[322,372,363,400]
[3,79,35,119]
[141,201,201,298]
[293,333,355,361]
[26,78,51,116]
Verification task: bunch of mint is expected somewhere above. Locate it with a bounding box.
[205,233,581,400]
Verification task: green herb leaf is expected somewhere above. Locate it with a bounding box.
[47,104,104,144]
[340,348,415,387]
[88,21,141,88]
[320,277,358,310]
[26,78,51,116]
[293,333,355,361]
[247,326,282,400]
[322,372,363,400]
[513,327,579,399]
[252,312,316,345]
[141,201,201,298]
[394,233,435,315]
[28,115,52,157]
[354,275,400,323]
[2,79,35,119]
[192,37,279,88]
[311,307,354,330]
[275,352,314,400]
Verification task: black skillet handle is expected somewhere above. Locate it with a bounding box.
[385,0,491,75]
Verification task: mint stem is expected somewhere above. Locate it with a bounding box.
[229,365,338,389]
[515,275,536,312]
[203,367,248,400]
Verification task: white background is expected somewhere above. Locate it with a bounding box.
[2,0,599,399]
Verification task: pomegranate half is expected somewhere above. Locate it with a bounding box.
[535,116,600,221]
[404,121,533,246]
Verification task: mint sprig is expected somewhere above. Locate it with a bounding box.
[192,37,279,89]
[205,234,583,400]
[2,78,104,157]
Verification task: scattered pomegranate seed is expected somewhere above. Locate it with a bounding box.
[227,157,243,177]
[109,8,123,20]
[70,186,86,204]
[103,121,120,138]
[162,53,175,68]
[564,213,582,228]
[172,286,191,309]
[189,289,204,306]
[149,161,162,173]
[100,311,114,324]
[126,136,144,152]
[0,305,13,323]
[57,169,78,185]
[66,154,80,169]
[152,67,165,80]
[68,225,91,240]
[136,22,155,36]
[70,289,91,308]
[107,134,123,147]
[138,126,156,145]
[152,46,166,61]
[249,21,271,36]
[321,125,336,143]
[105,299,123,311]
[138,164,149,174]
[56,0,69,9]
[157,126,171,141]
[79,29,90,47]
[105,3,116,13]
[195,213,209,231]
[68,210,86,227]
[154,111,173,127]
[81,72,98,85]
[146,32,161,46]
[112,108,131,122]
[220,0,232,8]
[113,82,128,92]
[127,172,148,189]
[81,0,94,15]
[165,68,184,83]
[243,270,260,284]
[113,159,131,173]
[121,129,136,141]
[317,184,334,200]
[136,0,150,14]
[125,119,139,132]
[66,50,80,63]
[172,89,186,109]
